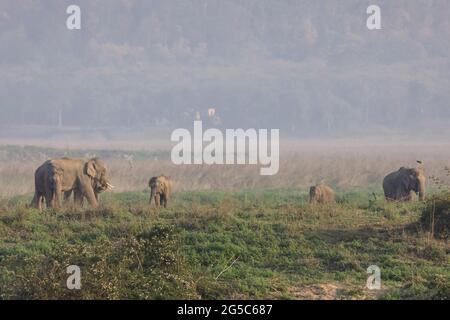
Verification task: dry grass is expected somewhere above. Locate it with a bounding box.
[0,139,449,197]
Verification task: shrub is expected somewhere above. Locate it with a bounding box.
[0,224,197,299]
[420,192,450,239]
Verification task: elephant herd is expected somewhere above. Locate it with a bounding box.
[31,157,171,210]
[30,157,426,210]
[310,165,426,204]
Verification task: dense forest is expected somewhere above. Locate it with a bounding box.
[0,0,449,136]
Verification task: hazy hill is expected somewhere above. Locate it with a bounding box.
[0,0,449,136]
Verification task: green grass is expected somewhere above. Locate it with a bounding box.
[0,189,449,300]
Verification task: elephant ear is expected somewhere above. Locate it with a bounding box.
[85,160,97,178]
[408,168,419,179]
[401,169,414,189]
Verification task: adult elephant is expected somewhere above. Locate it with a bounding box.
[31,157,113,209]
[149,175,172,208]
[382,166,426,201]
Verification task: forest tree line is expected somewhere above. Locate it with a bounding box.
[0,0,449,136]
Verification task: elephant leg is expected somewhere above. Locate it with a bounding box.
[39,195,45,210]
[160,194,166,208]
[163,194,168,208]
[52,190,62,208]
[150,191,157,205]
[73,189,84,207]
[51,178,63,208]
[386,189,396,201]
[154,194,160,207]
[63,190,73,205]
[83,188,99,208]
[403,192,409,201]
[31,193,39,209]
[33,192,44,210]
[406,191,413,202]
[45,189,53,208]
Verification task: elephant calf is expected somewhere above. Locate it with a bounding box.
[383,166,425,201]
[309,183,336,204]
[149,175,172,208]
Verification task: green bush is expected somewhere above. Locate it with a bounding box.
[420,192,450,239]
[0,224,197,300]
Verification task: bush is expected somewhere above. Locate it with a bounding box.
[0,224,198,299]
[420,192,450,239]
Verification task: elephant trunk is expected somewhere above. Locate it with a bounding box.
[418,179,425,201]
[150,189,155,204]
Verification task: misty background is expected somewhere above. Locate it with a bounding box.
[0,0,449,141]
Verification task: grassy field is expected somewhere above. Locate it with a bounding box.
[0,144,449,300]
[0,189,449,300]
